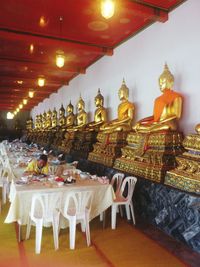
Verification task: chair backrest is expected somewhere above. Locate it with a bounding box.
[0,166,12,182]
[30,192,62,222]
[63,190,93,217]
[119,176,137,203]
[110,173,125,193]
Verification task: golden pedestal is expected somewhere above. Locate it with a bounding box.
[165,134,200,193]
[114,131,183,182]
[71,131,97,159]
[58,131,76,154]
[88,131,128,167]
[50,130,65,150]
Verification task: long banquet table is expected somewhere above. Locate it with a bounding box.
[5,177,115,233]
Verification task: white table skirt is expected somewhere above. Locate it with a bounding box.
[5,178,115,227]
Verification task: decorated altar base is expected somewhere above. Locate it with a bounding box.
[71,131,97,159]
[58,131,76,154]
[114,131,184,182]
[165,133,200,193]
[88,131,128,167]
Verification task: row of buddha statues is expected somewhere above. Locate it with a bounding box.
[25,64,200,194]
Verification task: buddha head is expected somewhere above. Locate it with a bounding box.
[59,104,65,117]
[77,96,85,111]
[47,109,52,120]
[159,63,174,92]
[118,79,129,101]
[52,108,57,119]
[66,101,74,114]
[95,89,104,107]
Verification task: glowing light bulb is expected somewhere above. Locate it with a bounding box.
[101,0,115,19]
[28,91,34,98]
[38,77,45,87]
[56,51,65,68]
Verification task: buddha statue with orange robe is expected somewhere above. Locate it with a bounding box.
[133,64,183,133]
[100,79,134,133]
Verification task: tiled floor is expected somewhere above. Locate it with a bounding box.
[135,218,200,267]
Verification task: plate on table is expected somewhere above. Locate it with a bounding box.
[15,180,28,185]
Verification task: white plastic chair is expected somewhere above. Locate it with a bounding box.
[0,166,12,205]
[60,190,93,250]
[111,176,137,229]
[100,173,125,222]
[110,173,125,193]
[26,192,62,254]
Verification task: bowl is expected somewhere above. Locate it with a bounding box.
[80,172,89,179]
[21,176,28,182]
[57,181,64,186]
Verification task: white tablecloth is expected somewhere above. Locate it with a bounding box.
[5,178,115,226]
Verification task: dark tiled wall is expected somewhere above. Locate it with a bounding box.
[77,159,200,253]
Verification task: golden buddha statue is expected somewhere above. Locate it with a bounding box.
[86,89,107,131]
[133,64,183,133]
[51,108,58,128]
[59,104,66,128]
[42,111,47,129]
[100,79,134,133]
[38,114,43,130]
[66,101,75,127]
[195,124,200,134]
[67,96,87,132]
[46,109,52,129]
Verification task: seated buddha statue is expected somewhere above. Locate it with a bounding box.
[67,96,88,132]
[133,64,183,133]
[59,104,66,128]
[86,89,107,132]
[195,124,200,134]
[66,101,75,127]
[46,109,52,129]
[42,111,47,130]
[100,79,135,133]
[38,114,43,130]
[51,108,58,129]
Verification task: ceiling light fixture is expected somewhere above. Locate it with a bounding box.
[38,77,45,87]
[19,104,23,109]
[56,16,65,68]
[23,99,28,105]
[30,44,34,54]
[28,90,34,98]
[101,0,115,19]
[16,108,20,112]
[7,112,14,120]
[56,50,65,68]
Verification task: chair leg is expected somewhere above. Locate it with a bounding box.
[81,221,85,232]
[111,204,117,230]
[35,220,43,254]
[125,204,131,220]
[69,217,76,250]
[100,212,103,221]
[2,182,7,204]
[130,202,136,225]
[52,213,60,250]
[26,217,31,240]
[85,212,91,246]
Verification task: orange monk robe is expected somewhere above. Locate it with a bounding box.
[153,89,183,122]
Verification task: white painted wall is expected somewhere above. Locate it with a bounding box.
[31,0,200,135]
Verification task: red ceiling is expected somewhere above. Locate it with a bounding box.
[0,0,186,111]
